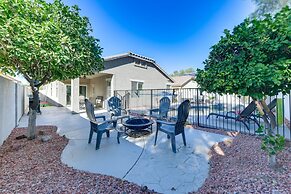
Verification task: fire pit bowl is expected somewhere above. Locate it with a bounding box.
[123,118,153,131]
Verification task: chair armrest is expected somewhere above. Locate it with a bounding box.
[110,109,128,118]
[97,119,116,129]
[121,108,128,114]
[156,120,176,126]
[95,115,106,121]
[90,119,115,125]
[113,115,130,121]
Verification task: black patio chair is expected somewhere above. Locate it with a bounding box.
[154,100,190,153]
[149,97,171,120]
[85,99,116,150]
[207,99,277,130]
[107,96,130,142]
[225,98,277,120]
[107,96,128,118]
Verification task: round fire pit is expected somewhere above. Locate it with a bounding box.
[122,118,153,137]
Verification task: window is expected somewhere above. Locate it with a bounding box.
[141,61,147,66]
[131,81,143,97]
[131,81,143,90]
[134,59,148,69]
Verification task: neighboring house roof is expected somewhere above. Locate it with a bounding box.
[104,52,174,83]
[171,75,195,87]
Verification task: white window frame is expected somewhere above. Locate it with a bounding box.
[130,79,144,83]
[130,80,144,97]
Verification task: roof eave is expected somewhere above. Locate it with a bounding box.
[104,52,174,83]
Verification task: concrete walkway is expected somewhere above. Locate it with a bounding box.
[19,106,230,194]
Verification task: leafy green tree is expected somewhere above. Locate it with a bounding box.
[171,67,196,76]
[0,0,103,139]
[196,7,290,165]
[251,0,291,18]
[172,70,179,76]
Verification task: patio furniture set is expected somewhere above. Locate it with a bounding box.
[85,95,278,152]
[85,96,191,153]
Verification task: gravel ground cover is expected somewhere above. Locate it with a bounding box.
[193,127,291,194]
[0,126,153,193]
[0,125,290,193]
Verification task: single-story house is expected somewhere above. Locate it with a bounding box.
[171,75,197,89]
[41,52,174,113]
[170,75,198,102]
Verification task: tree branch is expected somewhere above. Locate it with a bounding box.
[35,73,51,88]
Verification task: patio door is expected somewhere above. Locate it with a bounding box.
[66,85,71,105]
[79,85,87,98]
[66,85,87,106]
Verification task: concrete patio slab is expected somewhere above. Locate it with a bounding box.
[19,106,230,194]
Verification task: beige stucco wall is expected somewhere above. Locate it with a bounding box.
[88,74,112,100]
[61,76,110,99]
[172,80,198,90]
[101,57,172,109]
[0,75,26,145]
[40,75,111,108]
[183,80,198,88]
[102,57,172,91]
[171,80,198,103]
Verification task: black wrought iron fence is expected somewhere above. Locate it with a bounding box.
[114,88,291,139]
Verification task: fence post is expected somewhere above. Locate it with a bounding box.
[196,88,200,127]
[150,89,153,110]
[125,90,128,109]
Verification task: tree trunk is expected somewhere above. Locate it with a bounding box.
[260,100,276,132]
[254,100,271,131]
[27,89,40,140]
[255,100,279,167]
[28,109,37,139]
[254,100,277,135]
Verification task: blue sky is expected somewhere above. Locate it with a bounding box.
[60,0,256,74]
